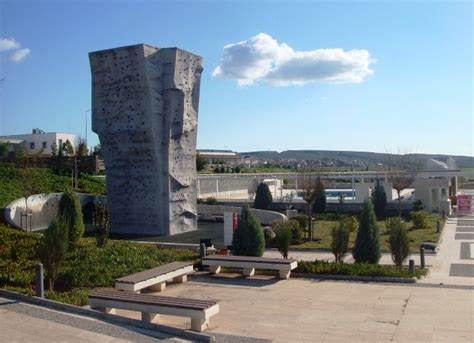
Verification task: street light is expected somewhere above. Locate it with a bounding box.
[85,109,91,151]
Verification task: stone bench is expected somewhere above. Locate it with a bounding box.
[88,289,219,332]
[115,262,194,293]
[202,255,298,279]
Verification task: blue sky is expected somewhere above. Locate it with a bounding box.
[0,0,472,156]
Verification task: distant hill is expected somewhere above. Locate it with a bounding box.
[240,150,474,169]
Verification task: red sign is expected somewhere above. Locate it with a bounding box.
[457,195,472,213]
[232,213,238,230]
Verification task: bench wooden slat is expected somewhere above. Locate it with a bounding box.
[90,290,217,310]
[202,255,295,265]
[116,262,193,284]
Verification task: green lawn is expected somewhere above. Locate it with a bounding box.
[292,213,444,252]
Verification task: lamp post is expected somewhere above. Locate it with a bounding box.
[85,109,91,150]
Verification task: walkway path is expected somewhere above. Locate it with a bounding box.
[420,190,474,286]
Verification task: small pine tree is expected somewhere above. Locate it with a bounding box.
[331,219,351,263]
[63,140,75,156]
[39,217,69,290]
[372,178,387,219]
[388,217,410,268]
[232,204,265,257]
[275,223,292,259]
[353,199,381,264]
[57,187,84,248]
[253,183,273,210]
[312,177,326,214]
[93,199,110,248]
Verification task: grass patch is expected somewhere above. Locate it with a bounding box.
[0,165,106,208]
[292,214,444,252]
[0,225,198,306]
[296,260,427,279]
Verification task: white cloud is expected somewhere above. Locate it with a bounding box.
[10,48,31,62]
[0,37,31,62]
[0,37,20,52]
[212,33,375,86]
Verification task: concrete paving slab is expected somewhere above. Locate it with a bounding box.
[450,264,474,277]
[456,227,474,232]
[455,233,474,240]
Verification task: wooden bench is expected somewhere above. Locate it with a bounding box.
[115,262,194,293]
[88,289,219,332]
[202,255,298,279]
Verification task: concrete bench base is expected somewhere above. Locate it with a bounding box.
[204,256,297,279]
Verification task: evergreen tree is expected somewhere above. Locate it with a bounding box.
[57,187,84,248]
[253,183,273,209]
[312,177,326,214]
[388,217,410,268]
[331,218,351,263]
[39,217,69,290]
[353,199,381,264]
[232,204,265,256]
[275,223,292,259]
[93,199,110,248]
[371,178,387,219]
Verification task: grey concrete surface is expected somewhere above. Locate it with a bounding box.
[90,44,203,236]
[0,297,187,342]
[156,275,474,342]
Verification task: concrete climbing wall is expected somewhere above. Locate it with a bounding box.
[89,44,203,235]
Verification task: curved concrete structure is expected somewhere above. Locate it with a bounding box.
[5,193,99,231]
[197,204,287,225]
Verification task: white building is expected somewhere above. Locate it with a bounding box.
[0,128,76,156]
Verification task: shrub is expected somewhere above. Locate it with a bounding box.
[385,217,400,234]
[93,199,110,248]
[388,217,410,268]
[263,227,276,246]
[291,214,308,231]
[295,260,424,278]
[412,200,424,212]
[288,219,303,243]
[331,221,350,263]
[57,187,84,248]
[204,197,217,205]
[39,218,69,290]
[371,178,387,219]
[275,224,292,259]
[353,200,381,264]
[253,183,273,210]
[232,204,265,257]
[411,210,429,230]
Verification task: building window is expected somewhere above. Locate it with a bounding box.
[30,142,35,150]
[42,141,47,149]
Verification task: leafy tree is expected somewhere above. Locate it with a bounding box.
[371,178,387,219]
[0,143,8,160]
[76,137,88,157]
[253,183,273,209]
[388,217,409,268]
[312,177,326,214]
[39,217,69,290]
[93,199,110,248]
[16,144,26,158]
[92,144,102,157]
[353,200,381,264]
[196,153,208,172]
[232,204,265,257]
[18,168,41,231]
[331,219,351,263]
[275,222,292,258]
[63,140,75,156]
[50,142,58,157]
[57,187,84,248]
[299,171,320,241]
